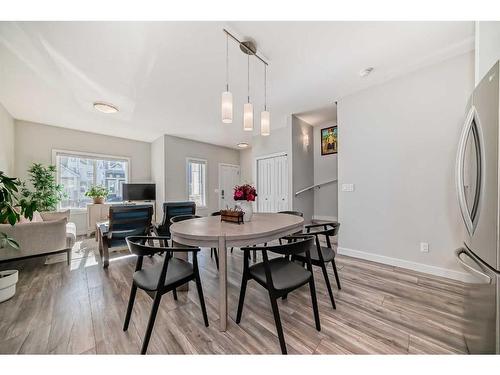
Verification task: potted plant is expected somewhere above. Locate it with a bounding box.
[85,185,109,204]
[21,163,65,212]
[233,184,257,222]
[0,171,35,303]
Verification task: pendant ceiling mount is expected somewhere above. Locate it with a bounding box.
[239,40,257,56]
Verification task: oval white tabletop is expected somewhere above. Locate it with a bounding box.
[170,213,304,331]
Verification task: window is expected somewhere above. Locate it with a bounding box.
[187,158,207,207]
[54,150,129,209]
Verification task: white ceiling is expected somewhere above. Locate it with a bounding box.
[0,21,474,148]
[295,104,337,127]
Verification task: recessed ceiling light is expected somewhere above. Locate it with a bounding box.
[93,102,118,114]
[359,67,374,77]
[237,142,249,149]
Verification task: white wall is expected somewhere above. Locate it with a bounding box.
[162,135,240,216]
[15,120,152,234]
[337,52,474,281]
[313,123,338,221]
[475,21,500,84]
[292,116,314,222]
[0,102,15,175]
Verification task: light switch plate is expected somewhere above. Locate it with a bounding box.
[342,183,355,192]
[420,242,429,253]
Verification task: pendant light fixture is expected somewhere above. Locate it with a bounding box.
[243,54,253,131]
[221,33,233,124]
[260,64,270,136]
[221,29,268,135]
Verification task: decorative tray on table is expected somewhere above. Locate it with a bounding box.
[219,209,244,224]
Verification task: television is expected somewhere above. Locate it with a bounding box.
[122,183,156,201]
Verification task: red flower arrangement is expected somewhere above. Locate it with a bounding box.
[233,184,257,202]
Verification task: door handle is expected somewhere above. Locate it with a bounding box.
[455,248,491,284]
[456,106,476,236]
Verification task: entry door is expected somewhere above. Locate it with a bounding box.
[257,154,288,212]
[219,164,240,209]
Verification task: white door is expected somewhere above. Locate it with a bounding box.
[219,164,240,209]
[257,154,288,212]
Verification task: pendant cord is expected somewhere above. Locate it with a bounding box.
[247,54,250,103]
[225,34,229,92]
[264,65,267,111]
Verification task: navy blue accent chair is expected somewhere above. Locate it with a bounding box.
[155,201,196,239]
[98,204,154,268]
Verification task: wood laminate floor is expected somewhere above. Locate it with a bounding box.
[0,237,468,354]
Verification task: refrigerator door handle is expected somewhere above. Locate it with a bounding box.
[456,107,474,235]
[455,248,492,284]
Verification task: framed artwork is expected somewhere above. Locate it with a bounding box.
[321,126,337,155]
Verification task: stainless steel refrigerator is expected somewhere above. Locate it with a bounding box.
[455,61,500,354]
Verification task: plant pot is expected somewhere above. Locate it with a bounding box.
[237,201,254,222]
[0,270,18,303]
[93,197,105,204]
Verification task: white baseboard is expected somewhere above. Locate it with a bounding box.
[337,246,474,283]
[313,215,338,222]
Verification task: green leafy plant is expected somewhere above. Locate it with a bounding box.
[85,185,109,199]
[21,163,65,212]
[0,171,36,249]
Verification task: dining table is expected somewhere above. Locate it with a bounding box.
[170,212,304,331]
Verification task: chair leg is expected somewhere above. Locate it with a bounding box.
[268,293,287,354]
[194,272,209,327]
[332,259,341,289]
[252,249,257,263]
[320,263,336,309]
[235,275,248,324]
[230,247,234,253]
[140,292,162,354]
[172,288,178,301]
[213,248,219,270]
[210,248,214,258]
[67,248,72,266]
[123,284,137,331]
[308,277,321,331]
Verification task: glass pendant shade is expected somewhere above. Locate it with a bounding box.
[221,91,233,123]
[243,103,253,131]
[260,110,270,136]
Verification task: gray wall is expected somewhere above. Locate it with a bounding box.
[475,21,500,84]
[0,102,15,175]
[337,52,474,281]
[151,136,166,216]
[162,135,240,216]
[292,116,314,223]
[15,120,152,234]
[14,120,151,182]
[313,123,338,221]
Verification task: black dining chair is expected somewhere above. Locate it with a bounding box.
[123,235,209,355]
[154,202,196,245]
[277,211,304,245]
[292,222,341,310]
[235,235,320,354]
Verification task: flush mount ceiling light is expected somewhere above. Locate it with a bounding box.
[222,29,270,136]
[237,142,249,148]
[359,67,374,77]
[93,102,118,114]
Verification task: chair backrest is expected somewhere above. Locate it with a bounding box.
[244,235,315,256]
[278,210,304,217]
[307,223,340,249]
[170,214,201,224]
[108,205,153,241]
[158,201,196,236]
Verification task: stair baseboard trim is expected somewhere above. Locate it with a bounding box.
[337,246,474,283]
